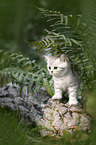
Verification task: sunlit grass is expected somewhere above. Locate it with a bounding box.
[0,109,27,145]
[0,108,43,145]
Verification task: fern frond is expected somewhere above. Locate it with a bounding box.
[0,50,51,94]
[29,9,87,54]
[0,50,35,70]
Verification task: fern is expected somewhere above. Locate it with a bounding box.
[0,50,35,70]
[0,50,51,94]
[28,8,96,90]
[43,78,54,97]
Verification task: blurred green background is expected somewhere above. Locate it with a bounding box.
[0,0,83,62]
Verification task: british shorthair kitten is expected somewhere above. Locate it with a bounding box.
[45,54,79,106]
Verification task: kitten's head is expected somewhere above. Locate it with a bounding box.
[45,54,70,77]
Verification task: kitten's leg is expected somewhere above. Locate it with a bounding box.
[68,87,78,105]
[52,88,62,100]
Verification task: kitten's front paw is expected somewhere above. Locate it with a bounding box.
[69,99,78,106]
[52,95,62,100]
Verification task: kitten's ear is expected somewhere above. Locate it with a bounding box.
[60,54,67,62]
[44,55,49,61]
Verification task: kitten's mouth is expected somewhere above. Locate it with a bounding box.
[50,72,55,75]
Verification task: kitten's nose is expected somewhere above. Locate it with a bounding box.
[51,71,53,73]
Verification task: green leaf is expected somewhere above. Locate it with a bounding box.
[35,78,40,94]
[0,72,4,87]
[64,16,68,25]
[27,77,33,95]
[60,14,64,24]
[71,38,81,46]
[43,78,54,96]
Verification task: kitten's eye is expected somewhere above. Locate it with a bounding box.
[54,66,58,69]
[49,66,51,70]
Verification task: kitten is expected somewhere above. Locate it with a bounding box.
[45,54,79,106]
